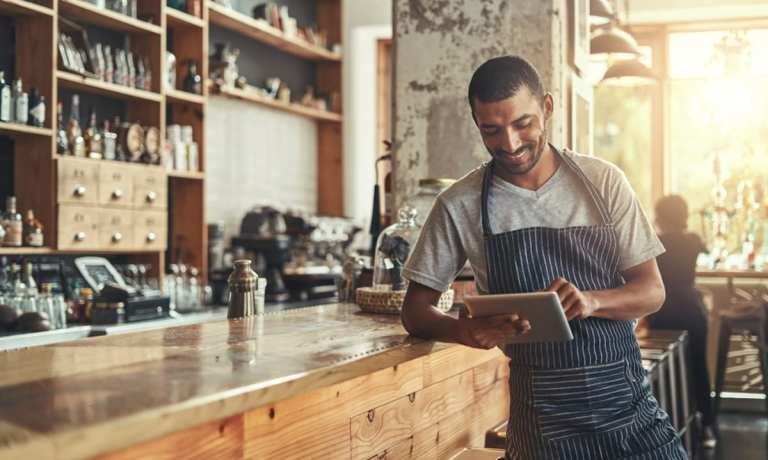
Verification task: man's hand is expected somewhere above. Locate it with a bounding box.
[545,277,598,321]
[456,312,531,349]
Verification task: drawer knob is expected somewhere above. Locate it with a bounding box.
[112,189,123,200]
[74,232,87,242]
[146,191,157,202]
[73,186,87,197]
[146,232,157,242]
[112,232,123,243]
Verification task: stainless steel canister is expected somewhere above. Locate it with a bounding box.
[227,259,263,318]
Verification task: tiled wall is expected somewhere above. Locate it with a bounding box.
[205,96,318,240]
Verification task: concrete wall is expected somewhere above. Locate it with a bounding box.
[391,0,568,211]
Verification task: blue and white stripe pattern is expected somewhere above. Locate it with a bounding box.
[481,150,687,459]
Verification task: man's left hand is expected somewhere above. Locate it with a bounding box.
[544,278,598,320]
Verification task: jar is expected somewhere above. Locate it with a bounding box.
[372,205,421,291]
[409,178,455,227]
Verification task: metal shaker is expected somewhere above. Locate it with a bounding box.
[227,259,263,318]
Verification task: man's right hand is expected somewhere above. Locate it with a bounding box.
[456,314,531,349]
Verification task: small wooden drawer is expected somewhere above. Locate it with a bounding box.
[58,205,99,250]
[98,163,134,207]
[57,158,100,205]
[133,170,167,210]
[133,210,167,250]
[99,208,134,250]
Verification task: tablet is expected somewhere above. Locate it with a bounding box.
[463,292,573,344]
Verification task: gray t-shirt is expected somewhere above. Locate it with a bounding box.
[403,149,665,294]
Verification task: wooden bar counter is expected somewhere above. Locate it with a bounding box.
[0,304,509,460]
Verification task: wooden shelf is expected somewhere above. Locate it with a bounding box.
[212,84,342,123]
[165,7,204,29]
[58,0,162,35]
[167,170,205,180]
[57,70,163,103]
[0,0,54,17]
[0,122,52,138]
[207,2,341,62]
[0,247,165,256]
[0,247,54,255]
[165,88,205,106]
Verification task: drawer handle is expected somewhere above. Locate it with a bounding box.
[74,232,87,242]
[146,232,157,242]
[73,186,87,197]
[146,191,157,203]
[112,189,123,200]
[112,232,123,243]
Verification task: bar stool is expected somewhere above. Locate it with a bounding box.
[447,448,505,460]
[713,302,768,417]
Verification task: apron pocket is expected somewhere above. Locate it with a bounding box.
[532,359,635,442]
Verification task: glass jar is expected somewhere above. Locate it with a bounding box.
[409,178,455,227]
[372,205,421,291]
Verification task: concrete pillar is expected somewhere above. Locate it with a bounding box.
[392,0,568,212]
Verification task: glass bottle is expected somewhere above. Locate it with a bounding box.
[104,45,114,82]
[84,109,103,159]
[143,57,152,91]
[0,71,11,122]
[23,261,37,296]
[67,94,85,156]
[28,88,45,128]
[38,283,57,329]
[102,119,117,160]
[56,102,69,155]
[126,51,136,88]
[372,205,422,291]
[53,291,68,330]
[74,287,94,323]
[23,209,44,247]
[3,196,23,247]
[12,78,27,124]
[183,60,202,94]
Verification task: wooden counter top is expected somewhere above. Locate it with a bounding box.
[0,303,463,460]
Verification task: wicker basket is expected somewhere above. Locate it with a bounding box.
[355,287,455,315]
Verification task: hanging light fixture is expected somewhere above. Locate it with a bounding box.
[600,59,658,85]
[589,0,614,25]
[590,24,641,58]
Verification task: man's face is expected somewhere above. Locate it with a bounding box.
[472,87,553,176]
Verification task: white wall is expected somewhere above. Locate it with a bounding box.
[342,0,392,225]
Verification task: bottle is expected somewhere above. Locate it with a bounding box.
[23,209,44,247]
[23,261,37,296]
[28,88,45,127]
[67,94,85,156]
[135,56,145,90]
[113,116,125,161]
[126,51,136,88]
[38,283,57,329]
[84,109,103,159]
[3,197,22,247]
[12,78,28,124]
[0,71,11,122]
[102,119,117,160]
[104,45,114,82]
[143,57,152,91]
[183,60,202,94]
[56,102,69,155]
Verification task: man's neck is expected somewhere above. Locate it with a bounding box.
[495,144,560,191]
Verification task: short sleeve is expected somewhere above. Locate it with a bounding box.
[403,198,468,292]
[607,168,665,271]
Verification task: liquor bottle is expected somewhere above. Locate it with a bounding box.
[126,51,136,88]
[143,57,152,91]
[113,116,125,161]
[102,119,117,160]
[23,209,44,247]
[28,88,45,127]
[135,56,145,90]
[12,78,28,124]
[183,60,202,94]
[0,71,11,122]
[84,109,103,159]
[56,102,69,155]
[67,94,85,157]
[104,45,114,83]
[23,261,37,296]
[2,196,22,247]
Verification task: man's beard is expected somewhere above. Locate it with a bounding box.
[489,137,546,175]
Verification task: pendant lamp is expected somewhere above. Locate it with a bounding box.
[590,24,641,59]
[600,59,658,85]
[589,0,614,25]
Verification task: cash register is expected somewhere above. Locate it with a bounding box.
[74,257,170,324]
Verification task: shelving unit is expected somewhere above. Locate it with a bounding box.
[0,0,54,17]
[212,83,342,123]
[58,0,162,35]
[165,87,205,106]
[57,70,163,103]
[0,123,53,138]
[165,6,204,29]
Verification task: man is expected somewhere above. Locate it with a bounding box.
[401,56,687,459]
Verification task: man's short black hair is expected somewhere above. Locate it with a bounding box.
[468,55,545,111]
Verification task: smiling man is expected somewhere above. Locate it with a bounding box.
[400,56,687,459]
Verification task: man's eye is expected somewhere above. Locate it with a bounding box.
[514,122,531,129]
[482,128,499,135]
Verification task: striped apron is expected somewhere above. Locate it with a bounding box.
[479,152,688,459]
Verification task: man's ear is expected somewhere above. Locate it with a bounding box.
[542,92,554,121]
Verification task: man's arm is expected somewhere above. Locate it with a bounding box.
[546,258,665,321]
[402,281,530,349]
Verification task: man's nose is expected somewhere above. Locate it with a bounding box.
[501,128,522,152]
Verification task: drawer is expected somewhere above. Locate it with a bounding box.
[57,158,100,205]
[99,208,134,250]
[98,163,134,207]
[133,170,167,210]
[134,210,167,250]
[58,205,99,250]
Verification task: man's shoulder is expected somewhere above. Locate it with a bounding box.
[563,148,626,189]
